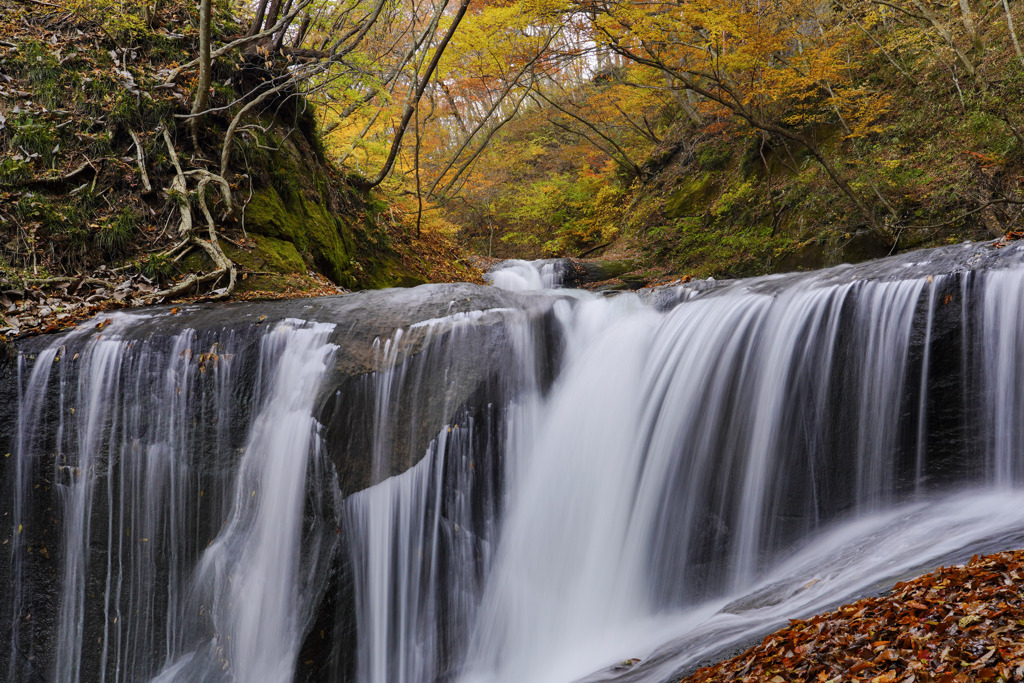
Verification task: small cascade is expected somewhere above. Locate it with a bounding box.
[342,307,542,683]
[981,267,1024,483]
[345,432,451,683]
[151,321,337,682]
[485,259,563,291]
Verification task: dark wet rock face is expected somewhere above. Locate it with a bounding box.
[0,339,15,460]
[0,284,561,683]
[34,283,554,491]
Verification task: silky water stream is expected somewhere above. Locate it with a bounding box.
[3,242,1024,682]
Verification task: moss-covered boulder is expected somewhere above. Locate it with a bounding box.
[233,132,358,288]
[225,131,448,293]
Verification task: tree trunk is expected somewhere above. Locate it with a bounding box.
[272,0,295,51]
[143,0,161,28]
[1003,0,1024,68]
[905,0,978,78]
[190,0,213,147]
[958,0,977,42]
[247,0,270,37]
[292,13,311,48]
[263,0,284,39]
[361,0,472,189]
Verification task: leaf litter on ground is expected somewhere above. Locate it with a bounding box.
[681,549,1024,683]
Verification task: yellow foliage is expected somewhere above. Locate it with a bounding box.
[593,0,889,140]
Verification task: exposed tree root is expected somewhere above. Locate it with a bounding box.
[145,126,237,302]
[5,161,96,190]
[128,130,153,194]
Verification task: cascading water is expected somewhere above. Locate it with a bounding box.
[4,241,1024,683]
[453,255,1024,683]
[485,259,563,291]
[343,306,542,683]
[150,321,337,683]
[4,316,339,682]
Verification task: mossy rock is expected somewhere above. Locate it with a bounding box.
[231,234,306,273]
[221,235,308,292]
[771,231,889,273]
[178,250,213,275]
[395,274,429,287]
[243,185,356,288]
[231,131,357,288]
[697,143,733,171]
[351,252,428,290]
[771,236,829,272]
[231,130,444,292]
[580,259,637,280]
[619,271,650,289]
[225,125,461,293]
[665,173,717,219]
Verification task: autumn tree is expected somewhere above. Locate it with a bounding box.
[853,0,1024,144]
[569,0,895,241]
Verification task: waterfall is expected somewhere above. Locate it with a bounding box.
[982,268,1024,482]
[4,242,1024,683]
[453,257,1024,683]
[150,321,337,683]
[4,317,338,683]
[343,307,541,683]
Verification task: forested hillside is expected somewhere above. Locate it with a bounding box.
[2,0,1024,329]
[430,0,1024,279]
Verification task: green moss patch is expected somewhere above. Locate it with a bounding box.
[243,184,356,288]
[665,173,718,219]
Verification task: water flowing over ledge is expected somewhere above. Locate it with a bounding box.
[2,240,1024,682]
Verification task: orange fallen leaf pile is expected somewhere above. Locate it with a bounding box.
[683,549,1024,683]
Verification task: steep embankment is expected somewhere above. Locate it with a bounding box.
[620,42,1024,279]
[0,0,481,336]
[461,80,1024,287]
[619,102,1021,281]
